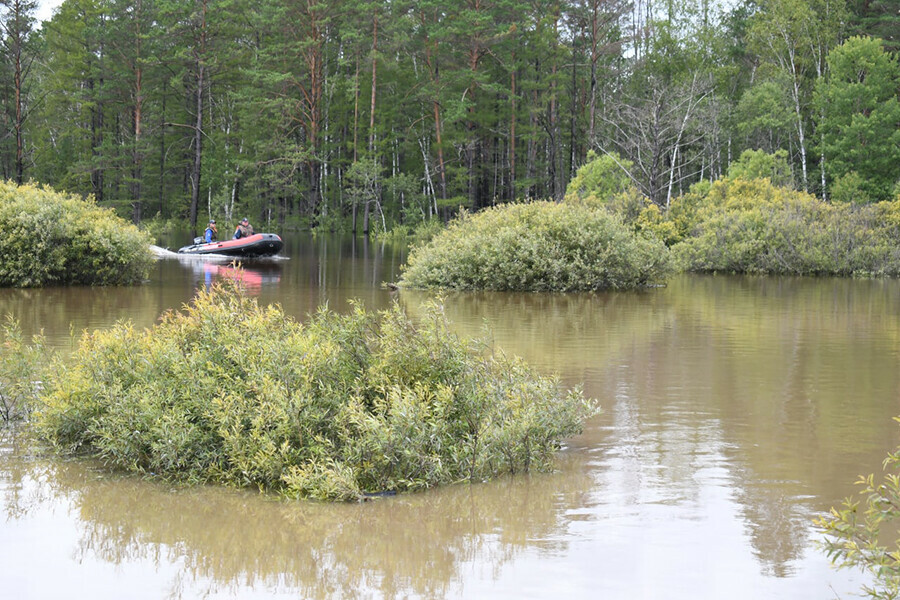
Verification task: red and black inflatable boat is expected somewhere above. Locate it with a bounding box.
[177,233,284,258]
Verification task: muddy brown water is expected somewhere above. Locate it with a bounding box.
[1,233,896,599]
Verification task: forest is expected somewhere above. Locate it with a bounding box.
[0,0,897,234]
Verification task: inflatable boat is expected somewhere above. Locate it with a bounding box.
[177,233,284,258]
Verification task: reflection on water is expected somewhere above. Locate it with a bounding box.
[0,234,405,349]
[180,258,284,293]
[2,433,592,599]
[0,239,896,599]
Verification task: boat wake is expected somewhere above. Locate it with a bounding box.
[149,245,178,258]
[150,244,288,262]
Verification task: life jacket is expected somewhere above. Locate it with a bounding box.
[234,224,253,239]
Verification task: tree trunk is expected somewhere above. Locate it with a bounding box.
[189,0,208,234]
[509,51,516,201]
[190,62,204,232]
[131,0,144,224]
[364,12,379,235]
[12,4,23,185]
[422,26,447,201]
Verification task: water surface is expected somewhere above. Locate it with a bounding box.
[1,234,895,599]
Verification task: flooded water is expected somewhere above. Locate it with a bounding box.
[1,233,897,599]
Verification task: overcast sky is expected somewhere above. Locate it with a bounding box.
[36,0,62,24]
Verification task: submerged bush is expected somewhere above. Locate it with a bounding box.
[671,178,900,276]
[816,418,900,600]
[0,317,52,425]
[399,201,671,291]
[35,281,596,501]
[0,181,154,287]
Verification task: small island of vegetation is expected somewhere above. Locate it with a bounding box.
[32,281,597,501]
[397,146,900,292]
[0,181,153,287]
[399,201,671,291]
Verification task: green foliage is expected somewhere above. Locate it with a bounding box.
[815,36,900,202]
[631,200,680,246]
[846,0,900,50]
[0,316,52,425]
[662,180,714,245]
[725,149,794,188]
[0,181,154,287]
[816,417,900,599]
[35,281,597,501]
[20,0,897,229]
[733,79,795,153]
[376,218,445,247]
[831,171,873,204]
[586,185,680,246]
[139,215,186,240]
[399,202,672,292]
[564,151,635,206]
[671,177,900,276]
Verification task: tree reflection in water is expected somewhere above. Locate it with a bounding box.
[1,434,593,599]
[2,260,899,598]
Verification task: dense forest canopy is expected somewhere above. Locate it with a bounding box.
[0,0,897,233]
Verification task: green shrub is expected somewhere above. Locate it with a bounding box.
[398,201,671,291]
[377,218,445,247]
[139,215,185,240]
[0,181,154,287]
[725,149,794,188]
[816,418,900,600]
[0,316,53,425]
[563,155,677,245]
[830,171,872,204]
[564,150,635,206]
[35,281,597,501]
[671,178,900,276]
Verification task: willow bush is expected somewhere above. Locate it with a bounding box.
[816,418,900,600]
[671,177,900,276]
[35,281,596,501]
[398,201,671,292]
[0,317,52,425]
[563,150,635,206]
[0,181,154,287]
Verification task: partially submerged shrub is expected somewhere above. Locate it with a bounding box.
[0,181,154,287]
[816,418,900,600]
[399,201,671,291]
[671,178,900,276]
[35,281,597,501]
[0,316,52,425]
[601,187,680,245]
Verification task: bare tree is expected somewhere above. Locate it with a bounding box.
[601,70,711,207]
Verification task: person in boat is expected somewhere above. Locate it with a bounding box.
[233,217,254,240]
[204,219,218,243]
